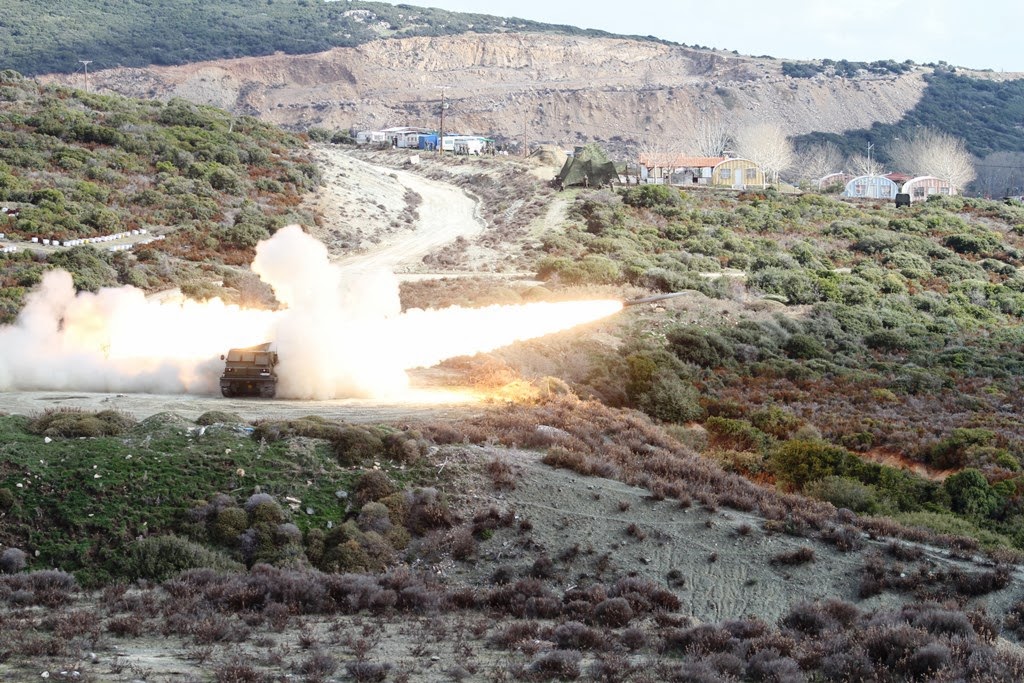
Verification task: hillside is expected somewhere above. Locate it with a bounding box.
[0,0,652,77]
[5,78,1024,677]
[0,72,319,318]
[40,33,930,148]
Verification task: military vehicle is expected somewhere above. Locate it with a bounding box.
[219,342,279,398]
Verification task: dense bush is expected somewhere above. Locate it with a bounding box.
[27,408,135,437]
[125,535,243,581]
[620,184,682,209]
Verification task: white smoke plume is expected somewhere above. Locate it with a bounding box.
[0,226,621,398]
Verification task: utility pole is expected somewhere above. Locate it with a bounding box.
[438,88,447,155]
[78,60,92,93]
[867,142,874,175]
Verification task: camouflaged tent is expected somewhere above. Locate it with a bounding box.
[556,144,618,188]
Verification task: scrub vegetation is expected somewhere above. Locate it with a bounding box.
[0,0,666,77]
[534,185,1024,550]
[3,75,1024,679]
[0,71,315,319]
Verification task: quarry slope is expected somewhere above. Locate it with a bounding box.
[42,33,935,146]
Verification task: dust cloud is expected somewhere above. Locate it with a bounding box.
[0,226,620,399]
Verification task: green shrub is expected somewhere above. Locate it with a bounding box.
[705,417,770,452]
[750,406,802,439]
[942,469,1001,518]
[245,493,286,526]
[748,267,823,304]
[126,535,242,581]
[926,428,996,469]
[253,416,345,442]
[805,476,880,514]
[27,408,135,437]
[196,410,243,426]
[211,507,248,545]
[571,191,624,235]
[783,334,827,360]
[620,184,682,209]
[883,251,931,279]
[537,254,622,285]
[334,426,384,465]
[864,329,914,353]
[770,439,857,489]
[893,511,1014,550]
[667,328,733,368]
[944,232,1001,256]
[0,487,16,511]
[636,372,705,424]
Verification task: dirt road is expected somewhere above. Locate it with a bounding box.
[308,145,486,275]
[0,387,486,423]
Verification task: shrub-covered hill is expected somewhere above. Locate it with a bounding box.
[0,70,317,319]
[526,185,1024,548]
[0,0,649,77]
[0,410,436,587]
[4,402,1024,681]
[796,70,1024,163]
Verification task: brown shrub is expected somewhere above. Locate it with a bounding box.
[553,621,609,651]
[107,614,145,637]
[771,546,815,566]
[487,458,516,490]
[353,471,398,509]
[528,650,581,681]
[592,598,633,628]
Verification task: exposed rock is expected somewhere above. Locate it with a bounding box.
[39,33,935,150]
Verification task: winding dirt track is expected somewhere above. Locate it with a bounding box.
[0,151,491,422]
[331,153,486,275]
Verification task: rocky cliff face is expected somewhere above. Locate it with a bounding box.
[42,33,931,149]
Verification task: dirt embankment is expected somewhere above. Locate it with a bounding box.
[40,33,937,148]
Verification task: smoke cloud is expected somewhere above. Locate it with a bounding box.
[0,226,620,399]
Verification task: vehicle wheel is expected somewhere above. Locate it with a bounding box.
[221,386,233,398]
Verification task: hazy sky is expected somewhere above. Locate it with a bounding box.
[407,0,1024,72]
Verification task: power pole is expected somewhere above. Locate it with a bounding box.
[438,88,447,155]
[521,107,528,158]
[78,60,92,93]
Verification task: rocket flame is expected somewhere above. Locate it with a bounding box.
[0,226,622,398]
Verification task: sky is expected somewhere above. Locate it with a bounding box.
[405,0,1024,72]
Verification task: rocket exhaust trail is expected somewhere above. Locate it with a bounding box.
[0,226,623,399]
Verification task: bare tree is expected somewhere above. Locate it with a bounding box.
[794,141,845,184]
[683,112,731,157]
[732,123,793,184]
[848,153,885,177]
[636,134,685,183]
[887,128,976,190]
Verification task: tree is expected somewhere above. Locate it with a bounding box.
[847,153,884,177]
[887,128,976,191]
[682,112,731,157]
[794,141,845,185]
[636,135,684,183]
[732,123,793,184]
